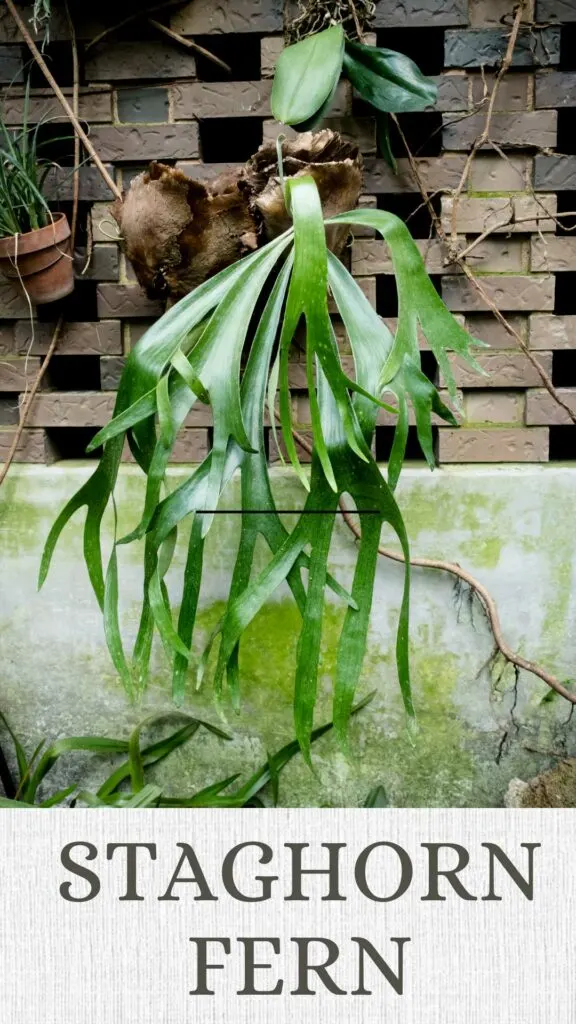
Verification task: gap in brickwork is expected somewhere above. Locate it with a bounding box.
[36,280,98,322]
[376,275,398,316]
[199,118,264,162]
[375,28,445,76]
[44,356,101,392]
[554,272,576,316]
[29,43,75,87]
[420,350,439,384]
[375,425,436,461]
[193,34,262,81]
[549,427,576,461]
[35,121,87,167]
[389,113,443,158]
[560,26,576,71]
[557,111,576,156]
[552,350,576,386]
[0,396,18,425]
[555,193,576,236]
[45,427,102,461]
[377,193,442,238]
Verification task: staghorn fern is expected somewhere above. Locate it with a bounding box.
[40,174,482,759]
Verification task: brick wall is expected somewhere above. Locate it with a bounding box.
[0,0,575,466]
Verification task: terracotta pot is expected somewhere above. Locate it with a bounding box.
[0,212,74,304]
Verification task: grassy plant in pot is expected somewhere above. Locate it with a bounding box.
[0,94,73,305]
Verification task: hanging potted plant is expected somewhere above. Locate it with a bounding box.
[0,87,74,305]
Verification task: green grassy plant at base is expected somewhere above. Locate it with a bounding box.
[0,696,374,808]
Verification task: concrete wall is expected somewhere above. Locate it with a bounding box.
[2,463,575,806]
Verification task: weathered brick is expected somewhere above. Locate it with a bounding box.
[74,244,119,282]
[469,154,529,191]
[100,357,126,390]
[27,393,116,428]
[529,314,576,351]
[435,74,469,111]
[438,427,548,461]
[469,0,533,26]
[463,238,526,273]
[14,320,122,356]
[90,203,119,244]
[352,238,458,275]
[470,73,531,112]
[534,156,576,191]
[268,429,312,464]
[464,390,525,424]
[531,237,576,273]
[171,0,283,33]
[263,116,375,153]
[89,125,199,162]
[362,154,467,194]
[526,389,576,426]
[171,429,210,462]
[0,44,24,83]
[86,41,196,81]
[44,166,115,202]
[261,36,283,77]
[372,0,467,26]
[466,314,528,349]
[441,194,557,234]
[0,282,30,319]
[535,72,576,109]
[442,275,555,312]
[176,161,243,183]
[0,358,41,390]
[174,80,273,119]
[97,285,163,319]
[2,87,112,125]
[0,427,46,462]
[536,0,576,21]
[443,111,557,149]
[447,350,552,387]
[116,87,169,124]
[445,28,560,68]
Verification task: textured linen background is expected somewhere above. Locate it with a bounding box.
[0,809,572,1023]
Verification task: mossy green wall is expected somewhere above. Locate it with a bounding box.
[1,463,575,806]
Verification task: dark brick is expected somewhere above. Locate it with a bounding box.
[2,87,112,124]
[116,87,170,124]
[372,0,468,26]
[534,155,576,191]
[97,285,163,319]
[171,0,283,34]
[0,44,23,83]
[173,80,273,119]
[0,427,46,462]
[362,155,467,193]
[100,356,126,390]
[445,28,560,67]
[535,72,576,109]
[74,245,119,282]
[434,74,469,111]
[27,393,116,428]
[14,320,122,355]
[536,0,576,20]
[443,111,557,150]
[89,125,199,162]
[86,41,196,81]
[44,166,116,202]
